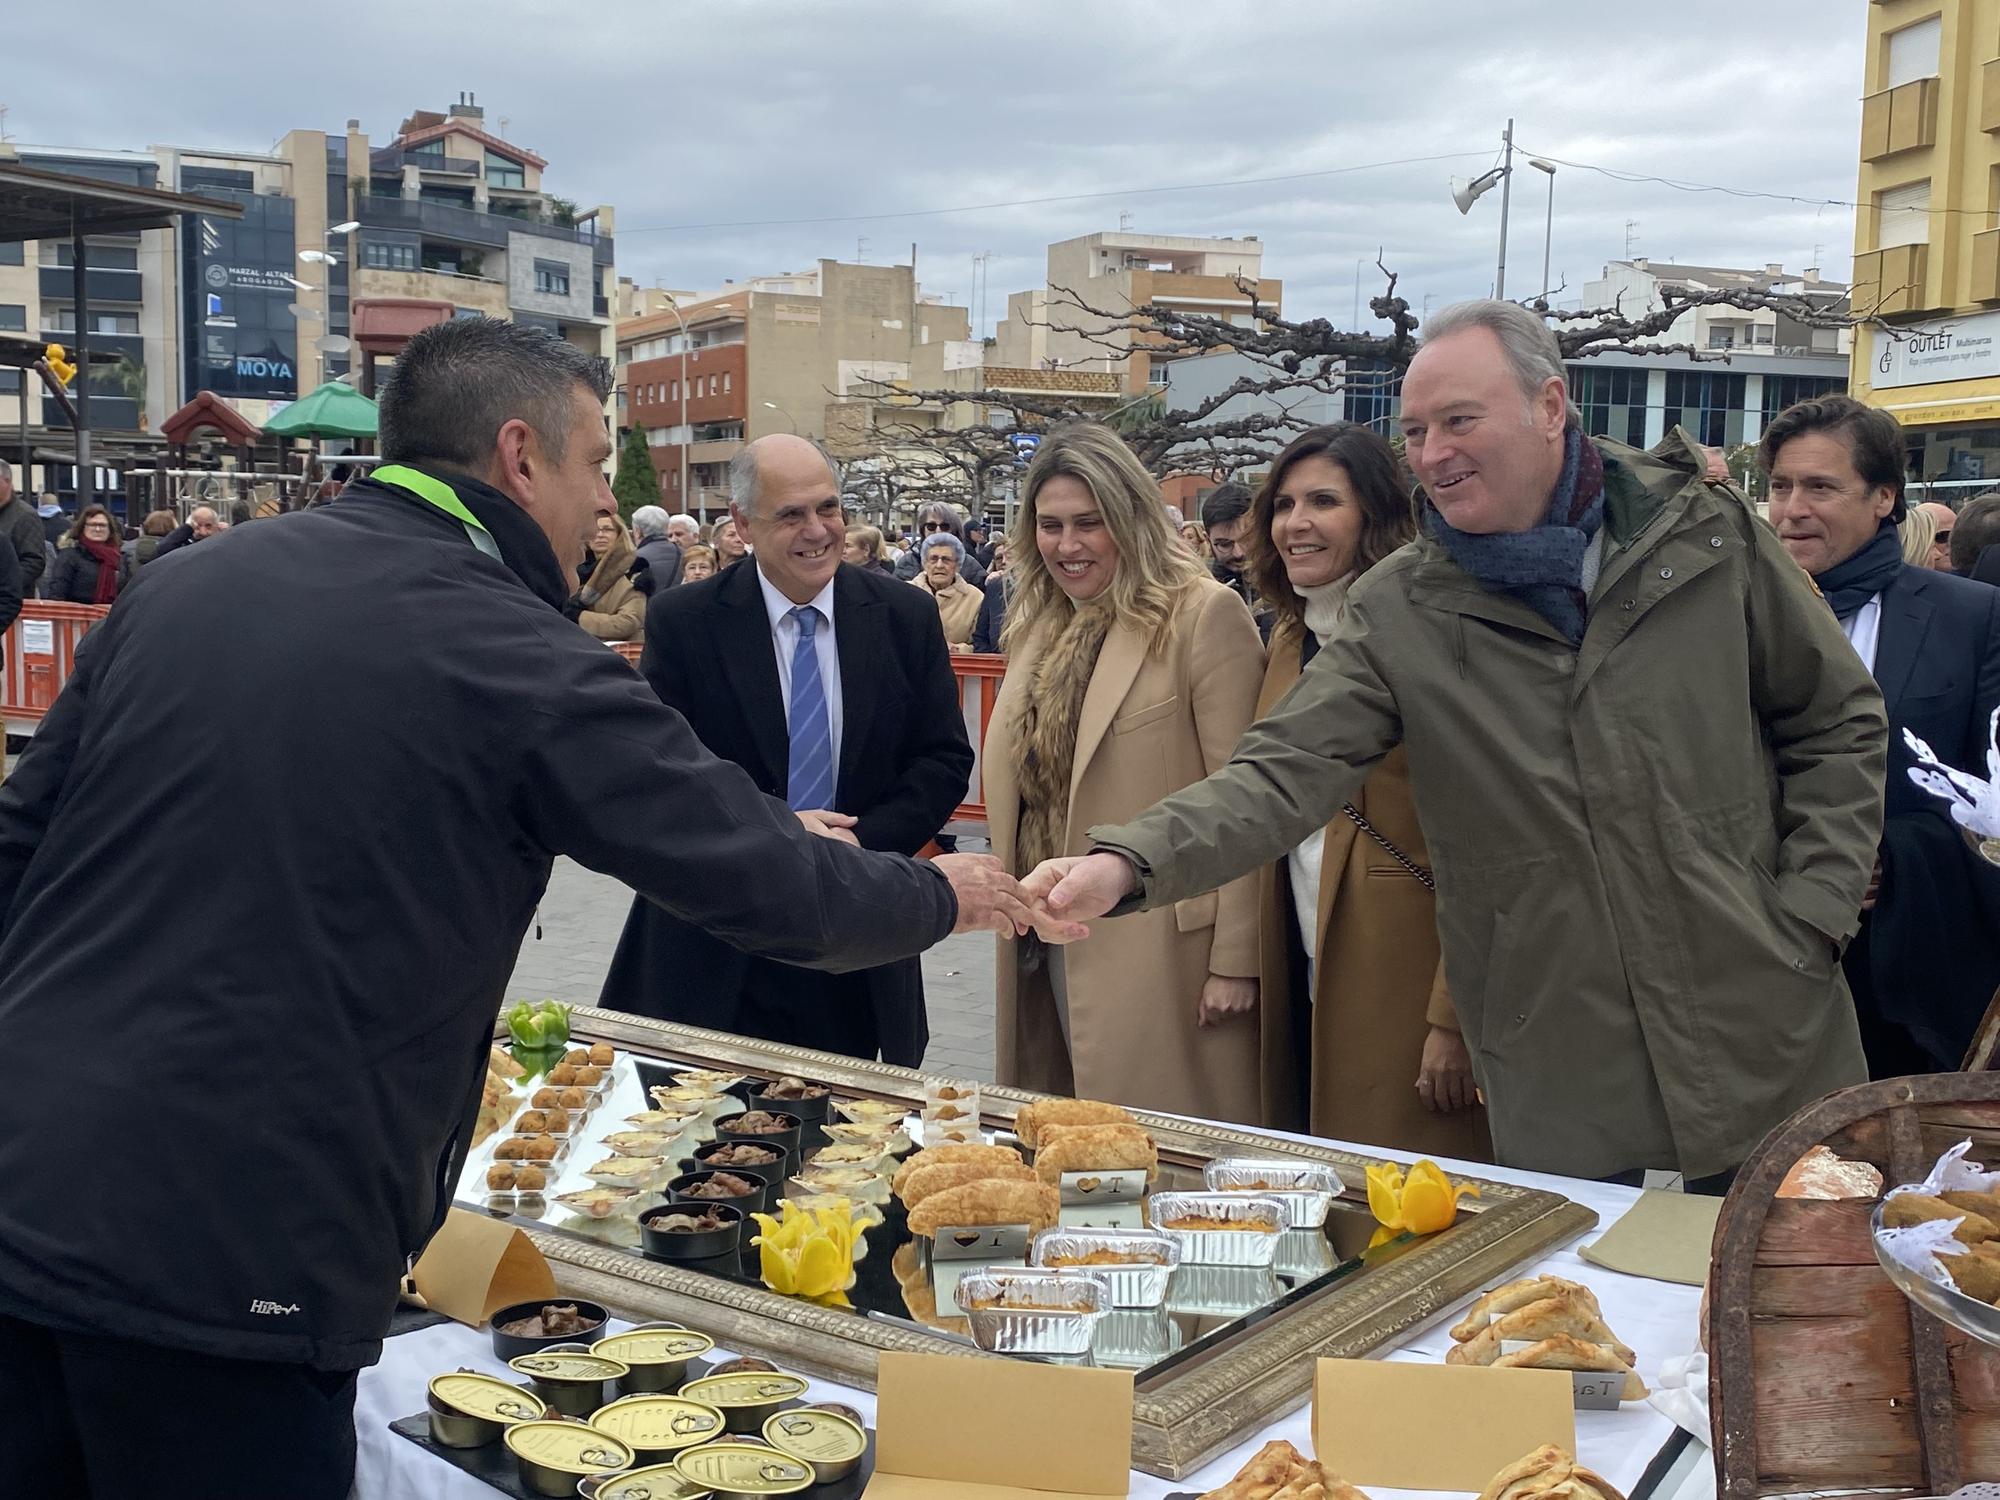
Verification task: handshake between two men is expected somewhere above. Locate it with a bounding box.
[794,812,1139,945]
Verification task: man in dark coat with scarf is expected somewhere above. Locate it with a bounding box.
[1766,395,2000,1075]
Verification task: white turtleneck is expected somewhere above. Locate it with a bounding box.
[1288,574,1355,971]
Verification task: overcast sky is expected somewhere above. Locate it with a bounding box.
[7,1,1866,336]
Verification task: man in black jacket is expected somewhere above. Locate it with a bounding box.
[1767,396,2000,1073]
[0,319,1060,1498]
[0,458,46,599]
[151,502,220,557]
[600,435,973,1064]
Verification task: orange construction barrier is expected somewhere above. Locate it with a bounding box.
[605,638,1008,825]
[3,602,111,737]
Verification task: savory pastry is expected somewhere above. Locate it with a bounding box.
[836,1097,909,1123]
[489,1045,527,1082]
[1014,1098,1133,1148]
[1945,1240,2000,1303]
[1477,1443,1626,1500]
[794,1165,889,1197]
[1159,1214,1275,1233]
[1883,1191,1999,1243]
[556,1187,644,1219]
[908,1179,1060,1237]
[1042,1246,1170,1267]
[530,1087,565,1112]
[899,1160,1038,1209]
[547,1064,578,1086]
[623,1111,697,1131]
[1941,1189,2000,1221]
[1197,1439,1370,1500]
[604,1131,679,1157]
[573,1065,605,1087]
[1451,1276,1604,1342]
[925,1101,974,1123]
[1492,1334,1648,1402]
[563,1047,592,1067]
[495,1134,559,1162]
[810,1143,891,1170]
[1448,1289,1636,1369]
[515,1110,549,1134]
[891,1143,1026,1197]
[1032,1124,1159,1187]
[587,1042,615,1067]
[487,1164,548,1193]
[557,1087,590,1111]
[584,1156,663,1184]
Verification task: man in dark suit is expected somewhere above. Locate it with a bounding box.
[600,433,975,1064]
[1765,396,2000,1074]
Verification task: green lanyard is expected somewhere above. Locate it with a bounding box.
[372,463,503,562]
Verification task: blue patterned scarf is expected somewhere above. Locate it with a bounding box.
[1423,425,1606,646]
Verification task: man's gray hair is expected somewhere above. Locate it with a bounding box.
[630,505,670,541]
[379,316,612,470]
[668,512,698,531]
[728,438,843,515]
[1422,299,1568,406]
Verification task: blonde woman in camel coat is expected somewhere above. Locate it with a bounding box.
[984,423,1267,1125]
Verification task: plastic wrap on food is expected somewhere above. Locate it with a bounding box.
[1202,1157,1341,1229]
[1147,1191,1285,1266]
[1029,1227,1180,1307]
[952,1267,1110,1354]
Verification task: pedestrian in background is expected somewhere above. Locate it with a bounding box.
[1025,300,1886,1190]
[1765,396,2000,1074]
[680,543,717,584]
[843,523,896,576]
[973,537,1013,653]
[666,513,702,552]
[566,512,645,641]
[1179,518,1210,558]
[153,505,220,558]
[0,460,47,600]
[126,510,178,570]
[912,530,981,651]
[1901,503,1938,569]
[44,505,130,606]
[627,505,685,597]
[896,501,986,588]
[711,515,749,569]
[1916,500,1957,571]
[984,421,1267,1124]
[1243,422,1487,1159]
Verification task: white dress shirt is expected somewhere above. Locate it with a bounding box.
[1840,593,1883,675]
[756,564,844,777]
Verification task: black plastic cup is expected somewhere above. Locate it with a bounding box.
[667,1169,770,1217]
[685,1139,788,1194]
[639,1201,745,1261]
[745,1080,834,1129]
[713,1109,804,1167]
[487,1298,611,1361]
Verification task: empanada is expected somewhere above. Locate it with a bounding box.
[1196,1439,1303,1500]
[1883,1191,1999,1243]
[1033,1124,1159,1186]
[1451,1276,1603,1341]
[1447,1290,1636,1369]
[1014,1098,1134,1148]
[1946,1240,2000,1303]
[1478,1443,1626,1500]
[899,1160,1037,1209]
[907,1179,1059,1237]
[1492,1334,1647,1402]
[891,1143,1025,1198]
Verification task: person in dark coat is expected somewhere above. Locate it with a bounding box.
[0,318,1054,1499]
[152,504,220,558]
[42,505,131,605]
[1766,396,2000,1074]
[601,434,976,1065]
[0,507,20,694]
[627,505,684,597]
[972,536,1012,653]
[894,501,986,588]
[0,459,47,599]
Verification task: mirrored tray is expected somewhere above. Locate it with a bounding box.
[462,1008,1596,1479]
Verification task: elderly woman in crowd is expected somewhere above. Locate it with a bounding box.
[44,504,131,605]
[565,512,645,641]
[983,422,1266,1123]
[896,501,987,587]
[710,516,749,569]
[126,509,179,570]
[912,531,982,652]
[1900,503,1939,569]
[844,523,897,576]
[679,544,718,584]
[1245,424,1489,1158]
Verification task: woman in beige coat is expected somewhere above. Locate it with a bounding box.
[570,513,645,641]
[1246,424,1489,1160]
[985,423,1267,1124]
[910,532,982,650]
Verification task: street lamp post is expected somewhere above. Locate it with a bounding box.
[1451,118,1517,299]
[762,401,799,434]
[1529,159,1556,304]
[298,219,360,389]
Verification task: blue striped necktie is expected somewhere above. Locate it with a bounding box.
[785,605,835,812]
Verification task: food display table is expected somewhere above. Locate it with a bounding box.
[357,1012,1703,1497]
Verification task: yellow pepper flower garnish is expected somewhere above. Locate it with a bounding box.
[1366,1158,1478,1248]
[750,1200,858,1306]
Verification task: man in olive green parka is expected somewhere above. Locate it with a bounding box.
[1028,301,1886,1186]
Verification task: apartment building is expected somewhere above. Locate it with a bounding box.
[617,259,971,514]
[1848,2,2000,490]
[991,232,1282,393]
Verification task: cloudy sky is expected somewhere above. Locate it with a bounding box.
[8,0,1866,334]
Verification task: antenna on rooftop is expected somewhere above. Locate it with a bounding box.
[1624,219,1641,258]
[1118,209,1134,232]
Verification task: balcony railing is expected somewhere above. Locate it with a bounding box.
[39,266,142,306]
[355,196,613,266]
[369,148,479,176]
[1852,242,1932,317]
[1861,76,1940,160]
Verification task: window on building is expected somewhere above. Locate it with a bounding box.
[361,241,418,271]
[1761,374,1847,426]
[1568,364,1649,449]
[1147,362,1170,388]
[723,373,731,393]
[484,149,524,190]
[534,259,570,296]
[0,241,21,266]
[37,240,140,271]
[1707,329,1736,350]
[41,310,139,336]
[1884,16,1941,89]
[1878,180,1932,249]
[670,380,678,401]
[0,303,24,332]
[1663,369,1749,449]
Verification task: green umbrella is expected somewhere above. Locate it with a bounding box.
[262,380,378,439]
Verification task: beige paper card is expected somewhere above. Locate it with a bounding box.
[865,1352,1131,1499]
[409,1208,556,1326]
[1578,1188,1723,1286]
[1312,1359,1575,1490]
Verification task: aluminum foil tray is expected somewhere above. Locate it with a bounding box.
[1202,1158,1340,1230]
[1147,1192,1285,1266]
[1029,1228,1180,1308]
[952,1268,1110,1355]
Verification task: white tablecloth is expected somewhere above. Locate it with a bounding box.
[355,1145,1701,1498]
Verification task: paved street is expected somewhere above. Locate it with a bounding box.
[507,854,999,1082]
